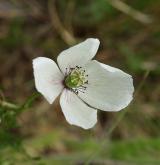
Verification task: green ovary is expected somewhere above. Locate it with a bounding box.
[65,70,86,88]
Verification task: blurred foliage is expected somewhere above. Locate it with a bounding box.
[0,0,160,164]
[0,18,31,50]
[0,136,160,164]
[119,45,146,73]
[72,0,116,26]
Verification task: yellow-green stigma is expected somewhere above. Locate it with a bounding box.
[65,67,88,89]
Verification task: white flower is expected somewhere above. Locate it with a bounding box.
[33,38,134,129]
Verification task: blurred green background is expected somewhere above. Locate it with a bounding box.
[0,0,160,164]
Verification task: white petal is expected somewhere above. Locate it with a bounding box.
[57,38,100,74]
[33,57,64,104]
[78,60,134,111]
[60,89,97,129]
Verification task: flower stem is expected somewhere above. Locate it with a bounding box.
[0,100,20,110]
[0,92,40,112]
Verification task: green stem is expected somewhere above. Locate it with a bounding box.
[0,100,20,110]
[20,92,41,112]
[0,92,40,112]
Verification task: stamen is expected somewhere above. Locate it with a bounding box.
[65,68,67,76]
[78,86,87,89]
[64,65,88,94]
[85,80,88,84]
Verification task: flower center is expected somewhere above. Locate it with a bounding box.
[64,66,88,94]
